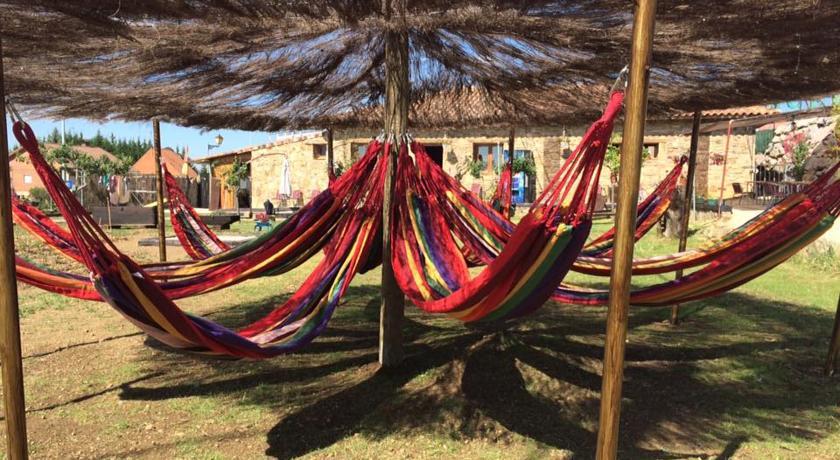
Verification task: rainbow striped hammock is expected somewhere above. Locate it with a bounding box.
[404,142,840,308]
[10,135,684,284]
[10,90,623,357]
[15,119,391,357]
[389,92,624,322]
[163,166,230,259]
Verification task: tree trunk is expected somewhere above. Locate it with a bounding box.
[662,186,685,238]
[379,0,409,368]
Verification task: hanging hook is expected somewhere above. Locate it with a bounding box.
[5,97,23,125]
[609,65,630,94]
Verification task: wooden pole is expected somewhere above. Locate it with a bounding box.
[152,119,167,262]
[379,0,408,368]
[106,197,112,231]
[670,111,702,325]
[326,128,335,178]
[508,127,515,168]
[825,293,840,376]
[0,35,30,460]
[595,0,657,458]
[717,120,734,215]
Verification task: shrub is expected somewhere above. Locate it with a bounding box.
[28,187,55,212]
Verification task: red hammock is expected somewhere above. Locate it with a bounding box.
[164,167,230,259]
[489,164,513,218]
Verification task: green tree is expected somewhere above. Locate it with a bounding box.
[604,135,650,182]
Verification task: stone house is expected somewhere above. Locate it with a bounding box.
[199,105,840,211]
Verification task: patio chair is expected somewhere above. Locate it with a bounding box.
[291,190,303,208]
[254,212,272,231]
[731,182,749,205]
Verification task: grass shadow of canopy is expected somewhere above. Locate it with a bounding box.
[115,287,840,459]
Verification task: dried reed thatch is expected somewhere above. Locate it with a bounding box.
[1,1,839,130]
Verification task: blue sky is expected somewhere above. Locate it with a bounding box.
[5,116,283,160]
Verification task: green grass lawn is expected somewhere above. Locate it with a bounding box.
[7,218,840,459]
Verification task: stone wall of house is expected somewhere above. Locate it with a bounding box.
[703,131,755,200]
[757,115,837,182]
[250,138,331,207]
[243,120,759,209]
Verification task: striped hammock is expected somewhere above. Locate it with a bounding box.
[164,166,230,259]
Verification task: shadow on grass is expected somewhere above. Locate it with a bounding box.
[116,286,840,459]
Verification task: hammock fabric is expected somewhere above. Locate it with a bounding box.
[15,119,387,357]
[570,166,840,277]
[581,156,686,257]
[554,168,840,306]
[489,164,513,218]
[11,196,83,263]
[390,91,623,322]
[10,87,839,358]
[164,167,230,260]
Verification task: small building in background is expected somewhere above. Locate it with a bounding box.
[130,147,199,179]
[192,149,254,211]
[127,147,199,206]
[10,143,117,199]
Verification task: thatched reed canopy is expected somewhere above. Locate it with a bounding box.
[1,1,839,130]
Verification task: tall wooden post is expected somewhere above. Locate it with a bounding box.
[0,35,30,460]
[670,111,702,325]
[825,293,840,376]
[717,120,734,215]
[508,127,515,168]
[326,128,335,178]
[595,0,657,458]
[379,0,409,367]
[152,119,167,262]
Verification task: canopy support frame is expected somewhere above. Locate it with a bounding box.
[595,0,658,457]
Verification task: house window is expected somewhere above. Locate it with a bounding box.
[350,143,368,162]
[473,144,502,171]
[23,175,32,184]
[501,149,533,172]
[312,144,327,159]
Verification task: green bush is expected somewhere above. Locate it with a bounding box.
[468,159,484,179]
[28,187,55,212]
[512,157,536,176]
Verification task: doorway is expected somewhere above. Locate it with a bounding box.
[424,144,444,167]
